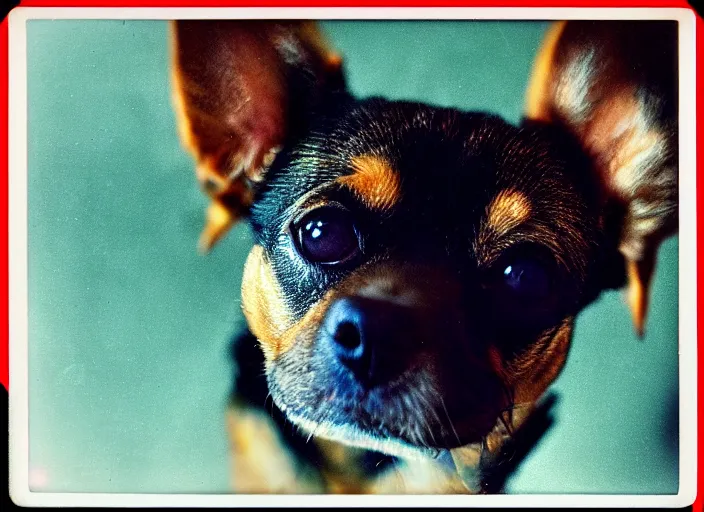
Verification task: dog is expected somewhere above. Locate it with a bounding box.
[169,20,678,493]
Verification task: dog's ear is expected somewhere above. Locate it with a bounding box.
[170,21,345,251]
[524,21,678,336]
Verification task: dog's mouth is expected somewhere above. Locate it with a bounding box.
[263,285,512,460]
[267,354,508,460]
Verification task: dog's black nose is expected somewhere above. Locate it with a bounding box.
[322,296,413,386]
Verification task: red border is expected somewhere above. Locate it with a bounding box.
[1,12,8,396]
[7,0,696,6]
[695,8,702,511]
[3,0,700,507]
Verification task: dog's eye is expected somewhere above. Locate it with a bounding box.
[484,248,561,327]
[293,207,360,265]
[501,259,551,302]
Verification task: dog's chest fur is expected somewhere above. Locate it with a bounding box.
[227,331,472,494]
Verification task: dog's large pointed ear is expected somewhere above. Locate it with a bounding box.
[170,21,345,251]
[524,20,678,336]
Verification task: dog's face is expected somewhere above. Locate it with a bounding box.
[243,100,602,456]
[171,21,677,460]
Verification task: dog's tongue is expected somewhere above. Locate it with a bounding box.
[449,444,484,494]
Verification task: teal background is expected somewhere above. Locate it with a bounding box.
[26,20,679,494]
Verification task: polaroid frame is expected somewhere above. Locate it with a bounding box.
[4,2,700,508]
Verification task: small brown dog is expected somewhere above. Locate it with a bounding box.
[170,20,677,493]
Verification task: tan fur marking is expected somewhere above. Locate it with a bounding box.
[313,437,465,494]
[227,405,471,494]
[313,439,373,493]
[524,21,567,121]
[226,405,323,493]
[626,256,656,338]
[198,200,235,253]
[368,458,468,494]
[242,246,339,361]
[486,189,532,236]
[241,246,293,362]
[508,320,573,405]
[338,155,401,211]
[486,320,573,413]
[272,291,336,359]
[449,444,483,493]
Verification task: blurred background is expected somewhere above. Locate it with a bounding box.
[26,19,679,494]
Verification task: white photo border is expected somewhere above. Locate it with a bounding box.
[7,6,698,508]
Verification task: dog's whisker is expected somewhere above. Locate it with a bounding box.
[307,405,332,443]
[411,390,440,447]
[391,457,408,492]
[305,429,316,444]
[263,392,275,419]
[439,395,462,447]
